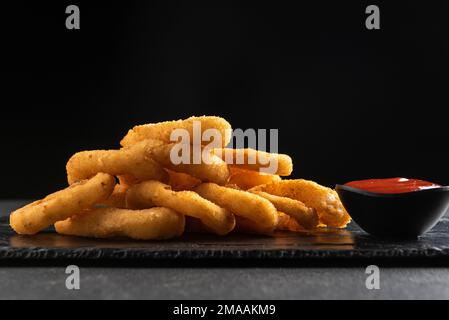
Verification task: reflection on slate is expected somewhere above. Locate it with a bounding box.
[1,216,449,260]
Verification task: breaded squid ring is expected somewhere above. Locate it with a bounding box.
[10,173,116,235]
[228,167,281,190]
[249,190,318,229]
[195,183,278,231]
[120,116,232,147]
[212,148,293,176]
[55,207,184,240]
[249,179,351,228]
[126,180,235,235]
[148,143,230,185]
[66,139,167,185]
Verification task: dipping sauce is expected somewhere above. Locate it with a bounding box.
[344,178,441,194]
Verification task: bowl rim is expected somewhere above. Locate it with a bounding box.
[335,184,449,197]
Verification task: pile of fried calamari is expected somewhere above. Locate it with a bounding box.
[10,116,350,240]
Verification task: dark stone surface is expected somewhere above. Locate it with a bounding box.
[3,266,449,299]
[2,201,449,299]
[2,201,449,262]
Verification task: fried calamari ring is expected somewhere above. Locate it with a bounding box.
[66,139,167,185]
[195,183,278,231]
[228,167,281,190]
[148,143,230,185]
[167,170,201,191]
[212,148,293,176]
[10,173,116,235]
[250,179,351,228]
[126,180,235,235]
[250,190,318,229]
[55,207,184,240]
[120,116,232,147]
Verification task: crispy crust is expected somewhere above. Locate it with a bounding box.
[167,170,201,191]
[120,116,232,147]
[250,179,351,228]
[55,207,185,240]
[228,167,281,190]
[195,183,278,231]
[10,173,116,235]
[66,139,167,184]
[250,190,318,229]
[212,148,293,176]
[186,211,300,235]
[126,180,235,235]
[275,212,305,232]
[148,143,230,185]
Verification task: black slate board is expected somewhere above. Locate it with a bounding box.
[2,216,449,262]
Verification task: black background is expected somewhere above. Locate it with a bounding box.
[0,1,448,198]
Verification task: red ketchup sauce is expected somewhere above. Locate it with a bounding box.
[344,178,441,194]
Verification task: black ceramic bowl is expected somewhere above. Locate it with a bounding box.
[335,185,449,239]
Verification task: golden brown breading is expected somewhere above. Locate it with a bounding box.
[249,190,318,229]
[66,139,167,184]
[120,116,232,147]
[228,167,281,190]
[148,143,230,185]
[195,183,278,231]
[167,170,201,191]
[126,180,235,235]
[10,173,115,235]
[212,148,293,176]
[55,207,184,240]
[250,179,351,228]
